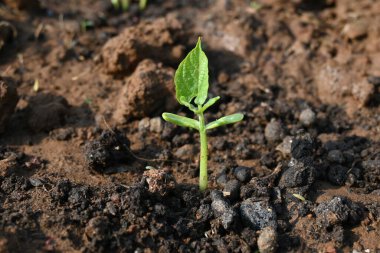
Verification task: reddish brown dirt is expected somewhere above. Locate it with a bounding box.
[1,0,380,252]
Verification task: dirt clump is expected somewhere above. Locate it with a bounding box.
[1,0,40,11]
[113,59,176,123]
[315,60,374,107]
[27,93,69,132]
[84,129,133,173]
[101,15,183,75]
[0,21,17,51]
[0,77,18,133]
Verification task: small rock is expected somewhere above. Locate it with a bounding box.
[276,136,293,156]
[149,117,163,133]
[299,108,316,126]
[257,226,278,253]
[342,19,368,40]
[220,209,238,230]
[84,216,110,241]
[234,166,251,182]
[143,169,176,196]
[223,179,241,201]
[290,133,315,159]
[327,150,345,164]
[351,79,374,106]
[84,129,132,173]
[138,118,150,133]
[174,144,196,160]
[216,172,228,187]
[211,190,231,217]
[265,119,285,143]
[315,196,363,227]
[240,198,277,230]
[327,165,348,186]
[279,158,316,189]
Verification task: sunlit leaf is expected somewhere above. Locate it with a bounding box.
[175,37,209,107]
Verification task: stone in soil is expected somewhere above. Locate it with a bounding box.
[240,198,277,230]
[101,16,183,74]
[113,59,177,122]
[27,93,69,132]
[327,165,349,186]
[223,179,241,201]
[315,60,374,107]
[299,108,316,126]
[257,226,278,253]
[327,150,345,164]
[84,129,132,173]
[290,132,315,159]
[233,166,252,182]
[0,77,18,133]
[143,169,176,196]
[315,196,363,227]
[279,158,316,189]
[264,119,285,143]
[211,190,231,217]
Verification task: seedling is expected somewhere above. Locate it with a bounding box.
[162,38,244,191]
[111,0,147,11]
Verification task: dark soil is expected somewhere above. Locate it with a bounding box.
[1,0,380,252]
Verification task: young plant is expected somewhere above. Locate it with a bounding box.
[111,0,147,11]
[162,38,244,192]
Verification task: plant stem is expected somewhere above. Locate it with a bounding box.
[198,111,208,191]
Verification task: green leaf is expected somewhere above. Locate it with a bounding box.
[162,113,199,130]
[206,113,244,130]
[175,37,209,107]
[201,96,220,112]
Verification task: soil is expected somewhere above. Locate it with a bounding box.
[1,0,380,252]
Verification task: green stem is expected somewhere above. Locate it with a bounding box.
[198,111,208,191]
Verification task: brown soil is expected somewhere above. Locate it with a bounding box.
[1,0,380,252]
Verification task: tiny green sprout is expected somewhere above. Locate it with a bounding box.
[111,0,147,11]
[162,38,244,192]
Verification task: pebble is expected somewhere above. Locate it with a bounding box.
[149,117,163,133]
[211,190,230,217]
[216,173,228,187]
[315,196,363,227]
[220,209,238,230]
[276,136,293,156]
[174,144,195,160]
[342,19,368,40]
[257,226,278,253]
[327,150,345,164]
[223,179,241,201]
[299,108,316,126]
[240,198,277,230]
[138,118,150,133]
[264,119,285,143]
[278,158,316,188]
[234,166,251,182]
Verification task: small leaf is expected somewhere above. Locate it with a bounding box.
[162,113,199,130]
[201,96,220,112]
[206,113,244,130]
[175,37,209,107]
